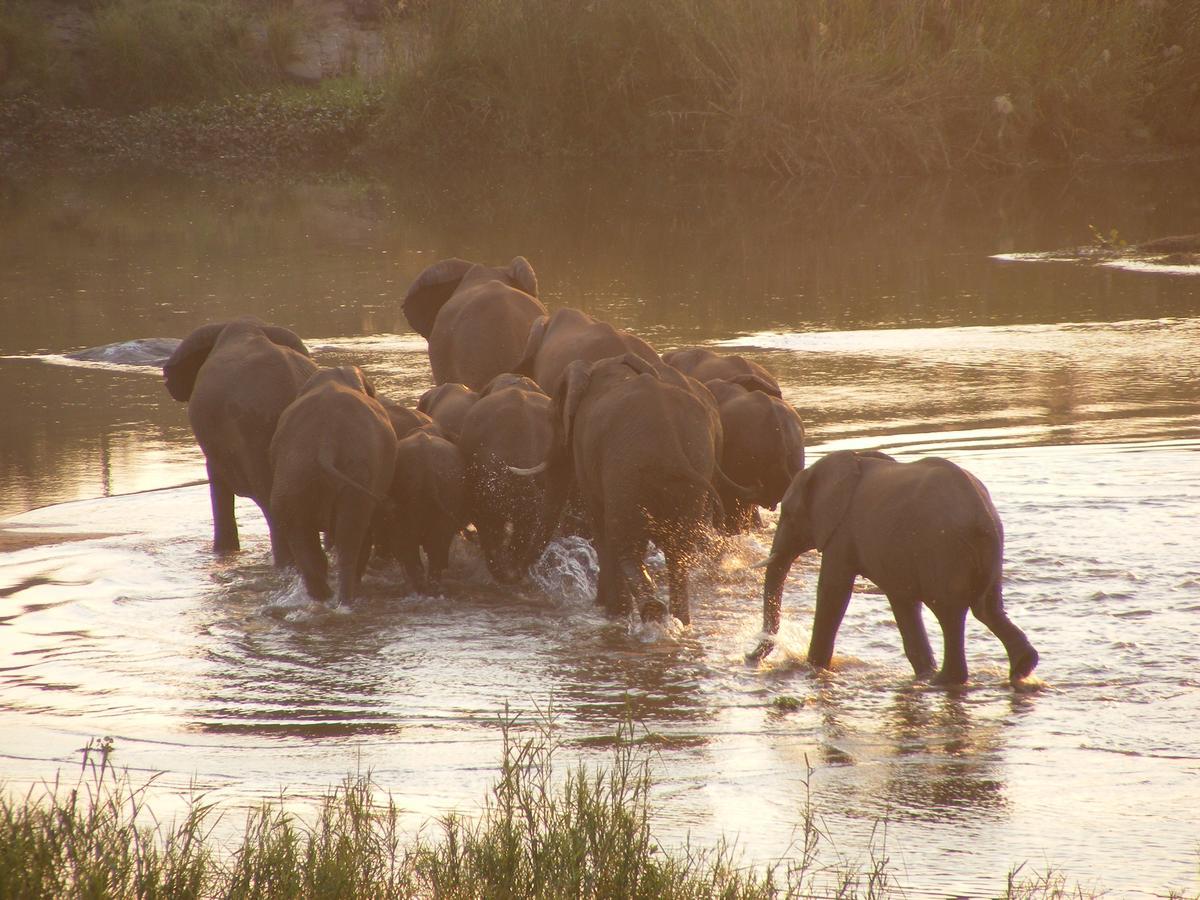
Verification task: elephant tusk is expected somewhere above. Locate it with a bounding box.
[508,461,548,476]
[747,555,774,570]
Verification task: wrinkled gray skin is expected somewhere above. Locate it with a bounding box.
[383,430,468,593]
[269,366,397,606]
[704,378,806,534]
[456,378,565,583]
[663,347,781,397]
[402,257,547,390]
[752,450,1039,686]
[163,317,317,562]
[515,307,663,397]
[416,383,478,441]
[541,354,739,625]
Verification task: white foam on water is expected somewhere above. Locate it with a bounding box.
[529,535,598,606]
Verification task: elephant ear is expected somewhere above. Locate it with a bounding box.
[556,359,594,455]
[163,322,227,402]
[259,325,311,358]
[728,373,783,398]
[507,256,538,297]
[805,451,864,550]
[403,258,474,339]
[616,352,659,378]
[513,314,549,378]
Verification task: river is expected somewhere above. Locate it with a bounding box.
[1,162,1198,896]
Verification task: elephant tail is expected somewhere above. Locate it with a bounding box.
[318,447,392,509]
[713,464,761,504]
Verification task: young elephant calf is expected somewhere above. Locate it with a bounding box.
[751,450,1039,685]
[381,430,468,593]
[269,366,397,606]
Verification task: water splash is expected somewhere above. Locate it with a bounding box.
[529,536,598,605]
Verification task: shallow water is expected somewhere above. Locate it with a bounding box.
[1,164,1199,896]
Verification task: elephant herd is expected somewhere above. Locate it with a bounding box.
[163,256,1040,686]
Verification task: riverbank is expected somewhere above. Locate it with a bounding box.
[2,0,1198,179]
[4,728,1193,899]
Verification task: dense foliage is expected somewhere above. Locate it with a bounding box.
[1,1,1198,177]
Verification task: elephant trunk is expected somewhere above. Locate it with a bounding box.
[748,516,802,663]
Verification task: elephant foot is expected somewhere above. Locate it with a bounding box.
[746,639,775,664]
[931,666,969,687]
[1010,646,1040,682]
[213,538,240,555]
[639,599,669,624]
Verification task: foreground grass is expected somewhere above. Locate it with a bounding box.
[2,0,1199,177]
[3,723,1196,899]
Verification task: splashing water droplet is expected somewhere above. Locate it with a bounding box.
[530,536,598,605]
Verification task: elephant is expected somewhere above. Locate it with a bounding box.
[456,376,566,582]
[704,377,806,533]
[514,307,663,396]
[269,366,397,606]
[663,347,781,397]
[381,399,441,440]
[163,317,318,561]
[381,430,468,592]
[416,382,479,441]
[525,353,752,624]
[751,450,1039,685]
[402,256,547,390]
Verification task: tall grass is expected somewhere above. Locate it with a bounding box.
[377,0,1198,174]
[1,727,1195,899]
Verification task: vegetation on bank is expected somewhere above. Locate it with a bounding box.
[3,725,1194,900]
[1,0,1198,176]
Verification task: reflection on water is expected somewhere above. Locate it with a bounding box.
[1,164,1199,896]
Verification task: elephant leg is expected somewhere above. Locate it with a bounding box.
[595,532,627,615]
[262,504,294,568]
[332,496,373,606]
[886,593,937,678]
[620,552,660,623]
[398,539,427,594]
[479,522,517,584]
[971,585,1039,681]
[425,531,452,586]
[807,560,856,670]
[207,465,239,553]
[930,602,970,685]
[290,524,331,602]
[665,552,690,625]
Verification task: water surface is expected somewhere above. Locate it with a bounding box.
[1,163,1198,896]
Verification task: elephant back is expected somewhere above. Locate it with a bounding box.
[164,319,311,402]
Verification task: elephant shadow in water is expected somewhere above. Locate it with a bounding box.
[163,317,318,564]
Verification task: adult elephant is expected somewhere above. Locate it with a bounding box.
[663,346,781,397]
[270,366,397,606]
[163,317,317,561]
[750,450,1039,685]
[514,307,663,396]
[704,378,806,533]
[457,377,566,583]
[402,256,546,390]
[524,354,751,624]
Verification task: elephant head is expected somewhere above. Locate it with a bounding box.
[300,364,376,398]
[403,256,539,339]
[163,318,310,402]
[753,450,895,660]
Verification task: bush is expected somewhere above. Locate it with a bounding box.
[77,0,269,110]
[374,0,1194,175]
